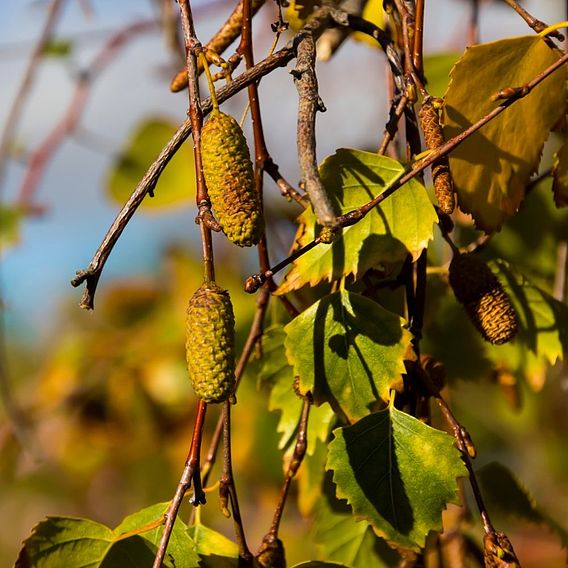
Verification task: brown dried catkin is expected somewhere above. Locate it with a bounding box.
[418,98,456,215]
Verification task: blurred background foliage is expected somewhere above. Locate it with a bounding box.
[1,1,568,566]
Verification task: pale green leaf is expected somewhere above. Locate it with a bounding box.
[477,462,568,551]
[327,404,467,550]
[106,117,195,210]
[487,260,568,368]
[444,35,568,231]
[114,503,199,568]
[187,524,239,567]
[260,325,335,452]
[553,136,568,207]
[311,487,400,568]
[285,291,411,422]
[0,204,22,253]
[277,149,437,294]
[423,52,461,99]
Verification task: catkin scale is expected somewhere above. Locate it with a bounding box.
[419,98,455,215]
[186,283,235,403]
[449,253,518,345]
[201,111,263,247]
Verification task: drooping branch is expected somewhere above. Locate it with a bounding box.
[71,7,337,309]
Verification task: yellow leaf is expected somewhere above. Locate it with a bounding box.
[553,135,568,207]
[444,36,567,232]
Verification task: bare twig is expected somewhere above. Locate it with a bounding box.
[17,20,155,208]
[0,0,65,189]
[501,0,564,40]
[292,26,335,226]
[170,0,266,92]
[220,401,252,560]
[413,0,424,76]
[268,399,310,537]
[153,400,207,568]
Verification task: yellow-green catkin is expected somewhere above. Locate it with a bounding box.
[449,253,518,345]
[186,282,235,403]
[418,97,455,214]
[201,111,263,246]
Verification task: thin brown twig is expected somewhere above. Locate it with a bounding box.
[243,49,568,292]
[16,20,156,208]
[268,398,310,538]
[220,401,252,560]
[413,0,424,76]
[153,400,207,568]
[0,0,65,190]
[170,0,266,92]
[501,0,564,40]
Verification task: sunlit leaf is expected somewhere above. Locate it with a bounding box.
[285,291,411,422]
[277,149,437,294]
[444,35,568,231]
[260,325,334,453]
[423,52,461,99]
[292,562,350,567]
[115,503,199,568]
[15,506,199,568]
[553,136,568,207]
[327,403,467,550]
[0,204,23,252]
[352,0,384,47]
[311,482,400,567]
[106,117,195,210]
[187,524,239,567]
[478,462,568,551]
[487,259,568,368]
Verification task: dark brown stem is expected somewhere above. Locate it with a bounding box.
[292,26,336,226]
[501,0,564,40]
[220,401,252,560]
[264,158,308,207]
[269,399,311,536]
[0,0,64,190]
[378,94,408,156]
[153,400,207,568]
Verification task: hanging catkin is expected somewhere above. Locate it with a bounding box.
[418,97,456,214]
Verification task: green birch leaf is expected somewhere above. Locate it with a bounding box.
[311,486,400,567]
[16,518,115,568]
[277,149,437,295]
[444,35,568,232]
[477,462,568,551]
[327,403,467,550]
[423,52,461,99]
[260,325,336,453]
[553,136,568,207]
[284,291,411,422]
[114,503,199,568]
[106,117,195,210]
[187,524,239,567]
